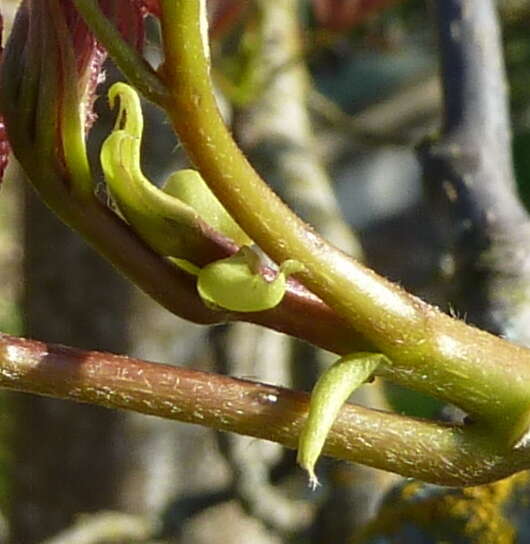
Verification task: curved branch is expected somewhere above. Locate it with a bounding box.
[0,332,528,487]
[152,0,530,436]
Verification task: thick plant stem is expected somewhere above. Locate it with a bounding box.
[156,1,530,435]
[1,332,529,487]
[159,2,425,351]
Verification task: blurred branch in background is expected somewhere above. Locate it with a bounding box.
[310,75,440,147]
[359,0,530,540]
[418,0,530,340]
[41,512,156,544]
[233,0,362,258]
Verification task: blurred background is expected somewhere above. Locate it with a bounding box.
[2,0,530,542]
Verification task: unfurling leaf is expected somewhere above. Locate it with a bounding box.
[101,83,199,257]
[101,82,250,259]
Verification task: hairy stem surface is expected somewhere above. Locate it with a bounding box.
[1,332,528,486]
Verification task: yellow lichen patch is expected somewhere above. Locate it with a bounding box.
[353,473,530,544]
[399,480,423,501]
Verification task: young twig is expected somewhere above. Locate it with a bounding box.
[0,332,529,487]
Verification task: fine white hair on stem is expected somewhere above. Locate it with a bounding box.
[199,0,210,65]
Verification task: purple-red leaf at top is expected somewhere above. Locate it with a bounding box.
[313,0,400,31]
[60,0,149,130]
[0,0,159,183]
[206,0,402,34]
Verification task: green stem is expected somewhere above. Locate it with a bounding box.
[1,332,527,487]
[71,0,168,105]
[156,0,530,435]
[158,2,422,342]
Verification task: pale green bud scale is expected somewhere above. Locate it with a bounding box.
[297,352,384,489]
[197,247,303,312]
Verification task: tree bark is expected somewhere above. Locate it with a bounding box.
[419,0,530,341]
[9,184,132,543]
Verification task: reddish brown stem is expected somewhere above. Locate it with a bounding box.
[1,332,528,486]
